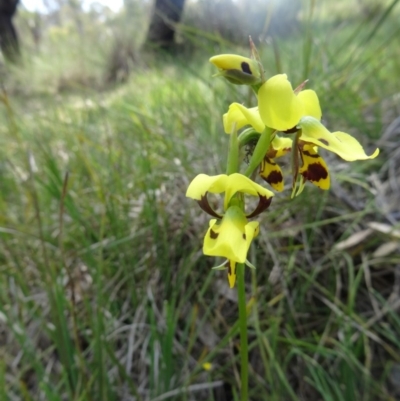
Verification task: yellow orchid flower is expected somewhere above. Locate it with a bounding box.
[205,207,259,287]
[209,54,261,85]
[186,173,273,287]
[257,75,378,159]
[222,74,379,193]
[186,173,274,213]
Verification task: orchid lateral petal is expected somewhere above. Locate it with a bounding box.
[246,195,272,218]
[333,131,380,159]
[260,157,284,192]
[223,104,249,134]
[197,195,222,218]
[224,173,274,210]
[298,117,380,161]
[187,173,274,214]
[299,144,330,190]
[269,136,293,158]
[223,103,265,134]
[297,90,322,120]
[186,174,228,200]
[258,74,304,131]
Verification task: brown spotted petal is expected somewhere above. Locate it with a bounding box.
[299,144,330,191]
[259,156,284,192]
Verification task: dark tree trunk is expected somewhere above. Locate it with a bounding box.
[0,0,20,62]
[145,0,185,49]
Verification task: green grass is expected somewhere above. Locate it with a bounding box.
[1,1,400,400]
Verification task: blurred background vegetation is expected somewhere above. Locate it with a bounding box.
[1,0,400,400]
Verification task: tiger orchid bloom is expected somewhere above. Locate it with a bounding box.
[186,173,274,287]
[222,74,379,194]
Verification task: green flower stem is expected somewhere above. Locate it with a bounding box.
[244,126,274,177]
[226,126,239,175]
[290,130,301,197]
[237,262,249,401]
[250,82,263,94]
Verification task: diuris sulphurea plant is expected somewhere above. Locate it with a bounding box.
[186,39,378,401]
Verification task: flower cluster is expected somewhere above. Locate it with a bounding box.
[186,173,273,287]
[186,50,379,288]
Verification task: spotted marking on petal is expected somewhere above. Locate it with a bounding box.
[266,170,283,185]
[241,61,252,75]
[301,162,328,182]
[266,149,278,158]
[242,233,246,240]
[318,138,329,146]
[209,229,219,239]
[260,156,284,192]
[302,150,320,159]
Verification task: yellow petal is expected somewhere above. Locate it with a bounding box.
[223,105,248,134]
[209,54,260,78]
[227,260,237,288]
[203,206,258,263]
[259,157,284,191]
[298,117,380,161]
[297,90,322,120]
[258,74,304,131]
[223,103,264,134]
[299,144,330,190]
[224,173,274,210]
[268,136,293,158]
[186,174,228,200]
[246,221,260,240]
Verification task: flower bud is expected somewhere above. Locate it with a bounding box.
[209,54,261,85]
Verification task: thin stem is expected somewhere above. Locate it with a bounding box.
[237,263,249,401]
[244,127,274,177]
[226,123,239,175]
